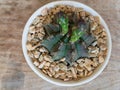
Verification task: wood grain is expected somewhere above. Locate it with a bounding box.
[0,0,120,90]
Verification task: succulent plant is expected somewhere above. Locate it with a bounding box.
[42,11,96,65]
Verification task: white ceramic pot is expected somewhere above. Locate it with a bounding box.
[22,1,112,86]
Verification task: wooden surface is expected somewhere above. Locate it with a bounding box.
[0,0,120,90]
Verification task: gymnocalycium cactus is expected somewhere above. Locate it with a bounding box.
[42,11,96,65]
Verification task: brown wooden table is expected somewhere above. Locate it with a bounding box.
[0,0,120,90]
